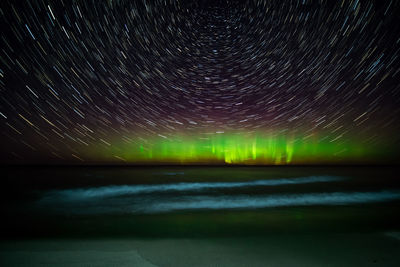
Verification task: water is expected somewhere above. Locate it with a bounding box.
[2,166,400,238]
[34,176,400,214]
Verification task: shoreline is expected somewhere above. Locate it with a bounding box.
[1,232,400,266]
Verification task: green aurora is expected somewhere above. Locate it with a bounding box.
[85,132,393,164]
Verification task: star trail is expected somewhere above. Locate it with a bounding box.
[0,0,399,164]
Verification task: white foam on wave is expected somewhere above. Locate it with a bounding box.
[146,191,400,213]
[33,177,400,215]
[36,190,400,215]
[34,176,400,215]
[40,175,344,201]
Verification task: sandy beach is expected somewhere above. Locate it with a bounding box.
[1,232,400,266]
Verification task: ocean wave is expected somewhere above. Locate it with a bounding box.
[32,177,400,215]
[40,175,344,201]
[146,191,400,213]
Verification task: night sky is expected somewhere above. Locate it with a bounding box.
[1,0,399,164]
